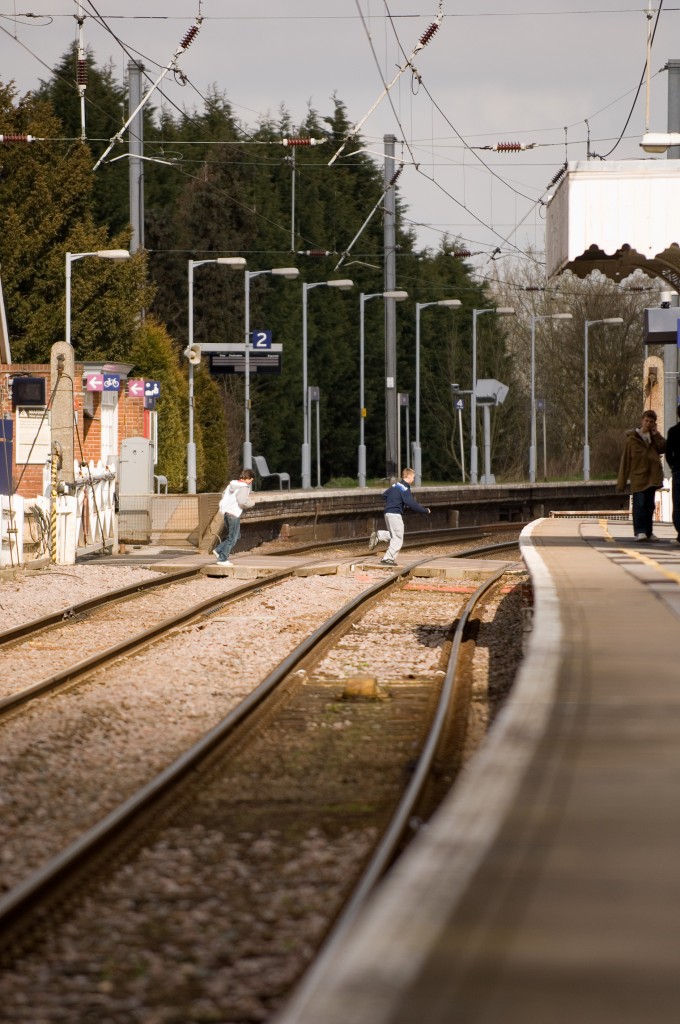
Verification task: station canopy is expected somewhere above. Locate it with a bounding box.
[545,160,680,290]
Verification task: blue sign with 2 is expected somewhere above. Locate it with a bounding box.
[251,330,272,349]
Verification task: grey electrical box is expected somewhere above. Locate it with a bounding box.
[118,437,154,494]
[643,307,680,344]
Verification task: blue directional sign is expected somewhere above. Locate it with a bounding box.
[103,373,120,391]
[536,398,546,412]
[454,397,465,411]
[144,380,161,398]
[251,329,272,349]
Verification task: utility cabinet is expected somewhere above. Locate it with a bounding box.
[118,437,154,494]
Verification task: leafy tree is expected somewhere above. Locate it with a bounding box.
[0,84,152,362]
[127,317,191,490]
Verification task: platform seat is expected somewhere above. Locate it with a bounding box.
[253,455,291,490]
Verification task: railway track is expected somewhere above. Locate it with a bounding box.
[0,539,527,1022]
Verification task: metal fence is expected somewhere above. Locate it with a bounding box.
[118,493,212,546]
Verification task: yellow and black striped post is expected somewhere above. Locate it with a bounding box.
[50,442,58,563]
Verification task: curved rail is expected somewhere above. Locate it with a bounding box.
[275,564,510,1018]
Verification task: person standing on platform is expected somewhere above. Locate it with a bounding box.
[616,409,666,541]
[665,404,680,544]
[214,468,255,565]
[368,467,430,566]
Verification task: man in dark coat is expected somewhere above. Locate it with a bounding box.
[616,409,666,541]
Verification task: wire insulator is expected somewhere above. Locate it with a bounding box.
[299,249,331,257]
[495,141,524,152]
[180,24,200,50]
[76,60,88,86]
[524,286,544,292]
[548,163,567,188]
[419,22,439,46]
[283,138,312,147]
[0,134,34,143]
[388,166,403,187]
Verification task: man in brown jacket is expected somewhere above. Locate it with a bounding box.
[616,409,666,541]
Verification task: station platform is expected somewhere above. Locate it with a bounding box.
[276,515,680,1024]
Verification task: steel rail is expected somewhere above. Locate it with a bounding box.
[278,563,511,1016]
[0,566,202,647]
[0,564,298,717]
[0,555,433,943]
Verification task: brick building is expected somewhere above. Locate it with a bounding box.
[0,361,154,498]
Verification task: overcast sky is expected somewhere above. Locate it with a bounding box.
[1,2,675,279]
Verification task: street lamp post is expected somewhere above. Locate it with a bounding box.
[358,290,408,487]
[186,257,247,494]
[243,267,299,470]
[530,312,573,483]
[583,317,623,481]
[302,279,353,488]
[470,307,515,485]
[65,249,130,346]
[414,298,461,485]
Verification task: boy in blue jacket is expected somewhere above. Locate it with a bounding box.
[369,467,430,566]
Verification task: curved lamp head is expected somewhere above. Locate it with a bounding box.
[495,307,515,315]
[271,267,300,279]
[437,299,462,308]
[640,132,680,153]
[383,290,408,301]
[216,257,247,268]
[326,279,354,290]
[95,249,130,261]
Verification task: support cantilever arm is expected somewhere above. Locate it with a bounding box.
[328,1,443,167]
[93,17,203,171]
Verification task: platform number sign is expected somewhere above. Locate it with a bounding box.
[251,330,272,349]
[454,397,465,411]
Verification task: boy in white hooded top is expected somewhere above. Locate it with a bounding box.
[214,468,255,565]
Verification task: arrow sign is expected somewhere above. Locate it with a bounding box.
[86,374,103,392]
[128,379,145,398]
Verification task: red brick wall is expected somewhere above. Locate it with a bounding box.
[1,363,150,498]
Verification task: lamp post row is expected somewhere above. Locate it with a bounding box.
[66,252,623,490]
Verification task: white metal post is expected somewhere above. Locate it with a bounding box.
[359,293,368,487]
[243,269,253,470]
[414,299,461,486]
[530,312,572,483]
[301,279,353,488]
[458,407,465,481]
[414,304,422,484]
[187,261,197,493]
[243,267,299,472]
[471,307,514,484]
[302,282,311,487]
